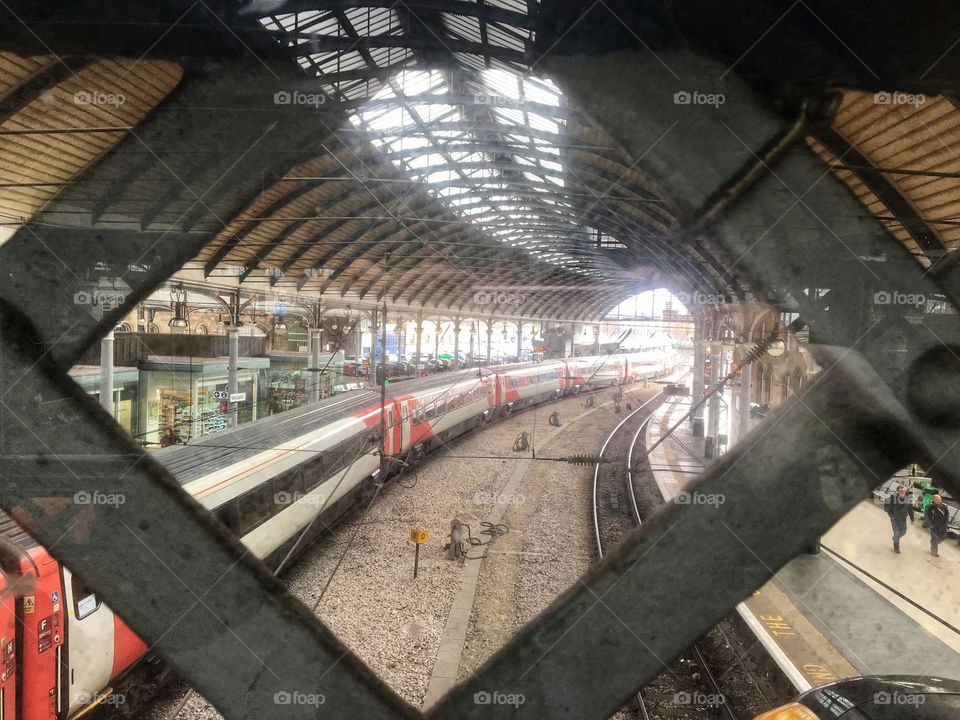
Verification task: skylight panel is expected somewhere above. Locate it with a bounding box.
[443,14,483,43]
[343,7,399,36]
[485,24,527,51]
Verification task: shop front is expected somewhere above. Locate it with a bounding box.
[139,356,269,446]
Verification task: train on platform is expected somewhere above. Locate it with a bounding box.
[0,350,683,719]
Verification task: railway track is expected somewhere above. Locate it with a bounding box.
[592,390,740,720]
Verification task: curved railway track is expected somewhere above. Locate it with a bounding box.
[592,390,740,720]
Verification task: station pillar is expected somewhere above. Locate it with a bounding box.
[99,330,114,416]
[414,311,423,368]
[369,307,379,388]
[706,343,722,458]
[227,325,239,428]
[453,317,462,369]
[738,347,752,442]
[435,320,440,360]
[692,324,705,437]
[516,320,523,360]
[309,326,321,403]
[486,321,493,363]
[468,321,475,364]
[593,323,600,355]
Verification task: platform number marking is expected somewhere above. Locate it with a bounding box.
[410,529,429,544]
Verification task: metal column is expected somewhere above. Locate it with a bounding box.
[99,330,114,415]
[706,343,722,458]
[516,320,523,360]
[738,349,752,442]
[468,321,475,364]
[227,326,239,428]
[414,311,423,369]
[453,317,461,370]
[593,323,600,355]
[309,327,321,403]
[692,322,705,436]
[369,307,378,388]
[486,321,493,363]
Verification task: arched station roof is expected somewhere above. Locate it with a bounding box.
[1,0,960,363]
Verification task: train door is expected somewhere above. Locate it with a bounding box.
[399,400,411,451]
[382,405,396,457]
[61,567,115,716]
[0,571,14,720]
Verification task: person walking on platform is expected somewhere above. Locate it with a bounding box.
[884,485,914,553]
[925,494,950,557]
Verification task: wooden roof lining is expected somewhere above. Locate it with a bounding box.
[0,56,182,225]
[806,135,926,261]
[0,52,53,98]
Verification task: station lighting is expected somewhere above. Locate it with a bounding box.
[167,283,188,329]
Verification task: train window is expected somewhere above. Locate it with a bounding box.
[214,502,238,531]
[236,485,273,534]
[303,459,325,492]
[72,574,100,620]
[325,446,345,477]
[340,437,362,464]
[274,471,300,501]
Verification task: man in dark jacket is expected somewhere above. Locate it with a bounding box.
[884,485,914,553]
[925,494,950,557]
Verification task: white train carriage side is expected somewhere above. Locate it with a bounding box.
[184,411,381,566]
[494,360,567,411]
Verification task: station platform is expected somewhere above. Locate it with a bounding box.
[646,397,960,691]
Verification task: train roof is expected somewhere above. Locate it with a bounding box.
[155,388,379,485]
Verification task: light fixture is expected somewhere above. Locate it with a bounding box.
[274,298,287,331]
[168,283,188,329]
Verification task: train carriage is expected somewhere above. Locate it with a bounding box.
[0,350,684,718]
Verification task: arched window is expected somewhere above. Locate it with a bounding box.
[115,322,132,333]
[147,322,160,334]
[195,324,208,335]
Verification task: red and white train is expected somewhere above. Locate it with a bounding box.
[0,351,681,719]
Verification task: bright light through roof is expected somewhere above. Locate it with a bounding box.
[347,68,609,272]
